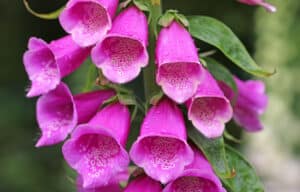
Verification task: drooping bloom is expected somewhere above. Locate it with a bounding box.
[23,36,90,97]
[238,0,276,12]
[124,175,162,192]
[155,21,203,103]
[187,70,233,138]
[36,82,114,147]
[92,6,149,83]
[76,176,122,192]
[219,77,268,132]
[163,148,226,192]
[130,98,194,184]
[59,0,119,47]
[63,102,130,189]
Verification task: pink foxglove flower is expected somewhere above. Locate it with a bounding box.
[124,175,162,192]
[76,176,122,192]
[156,21,202,103]
[163,148,226,192]
[238,0,276,12]
[219,77,268,132]
[187,70,233,138]
[59,0,119,47]
[63,102,130,189]
[35,83,114,147]
[92,6,149,83]
[23,36,90,97]
[130,99,194,184]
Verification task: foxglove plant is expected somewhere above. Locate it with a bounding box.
[238,0,277,12]
[23,0,276,191]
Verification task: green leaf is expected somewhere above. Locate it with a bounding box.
[223,145,264,192]
[188,16,274,77]
[23,0,64,20]
[159,10,189,27]
[188,127,232,178]
[204,57,237,93]
[133,0,151,12]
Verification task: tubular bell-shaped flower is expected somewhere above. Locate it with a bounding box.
[238,0,276,12]
[163,147,226,192]
[187,70,233,138]
[62,102,130,189]
[35,83,114,147]
[130,98,194,184]
[59,0,119,47]
[124,175,162,192]
[76,176,122,192]
[221,77,268,132]
[23,36,90,97]
[155,21,203,103]
[92,6,149,83]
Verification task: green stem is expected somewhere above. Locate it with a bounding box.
[143,0,162,102]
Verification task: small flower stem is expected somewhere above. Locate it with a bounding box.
[143,0,162,102]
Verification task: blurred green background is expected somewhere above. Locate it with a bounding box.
[0,0,299,191]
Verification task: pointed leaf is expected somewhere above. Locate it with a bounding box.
[223,145,264,192]
[188,126,232,178]
[204,57,237,93]
[188,16,274,77]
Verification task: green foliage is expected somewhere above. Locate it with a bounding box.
[23,0,64,20]
[223,146,264,192]
[188,16,274,77]
[204,57,237,93]
[188,125,265,192]
[158,10,189,27]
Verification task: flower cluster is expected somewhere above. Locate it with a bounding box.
[23,0,269,191]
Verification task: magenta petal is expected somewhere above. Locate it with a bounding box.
[230,77,268,132]
[91,6,149,83]
[62,102,130,188]
[156,22,202,103]
[59,0,118,47]
[76,176,122,192]
[163,148,226,192]
[130,99,194,184]
[36,83,77,147]
[238,0,276,12]
[74,89,115,123]
[187,70,233,138]
[124,175,162,192]
[23,36,90,97]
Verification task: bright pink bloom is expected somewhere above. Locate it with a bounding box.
[163,148,226,192]
[35,83,114,147]
[130,99,194,184]
[238,0,276,12]
[59,0,119,47]
[124,175,162,192]
[219,77,268,132]
[63,102,130,189]
[92,6,149,83]
[76,176,122,192]
[155,21,202,103]
[187,70,233,138]
[23,36,90,97]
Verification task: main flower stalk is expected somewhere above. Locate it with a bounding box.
[143,0,162,101]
